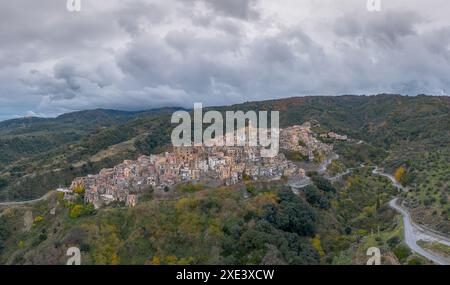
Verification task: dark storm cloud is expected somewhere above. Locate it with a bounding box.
[334,10,423,48]
[203,0,259,19]
[183,0,259,20]
[0,0,449,120]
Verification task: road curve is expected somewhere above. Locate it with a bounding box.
[0,191,54,206]
[389,198,450,265]
[372,167,408,192]
[289,159,450,265]
[317,153,339,174]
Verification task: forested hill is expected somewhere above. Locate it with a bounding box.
[0,95,448,201]
[222,94,449,150]
[0,107,181,200]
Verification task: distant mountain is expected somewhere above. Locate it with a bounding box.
[0,107,182,200]
[0,108,183,135]
[222,94,450,148]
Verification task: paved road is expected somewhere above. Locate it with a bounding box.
[289,177,312,192]
[301,159,450,265]
[290,153,338,191]
[372,167,408,192]
[292,159,450,265]
[289,153,358,191]
[389,198,450,265]
[317,153,339,174]
[0,191,54,206]
[326,166,360,182]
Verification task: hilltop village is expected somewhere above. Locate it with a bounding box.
[68,122,339,209]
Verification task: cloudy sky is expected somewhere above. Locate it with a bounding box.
[1,0,450,120]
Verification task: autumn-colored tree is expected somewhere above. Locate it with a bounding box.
[311,235,325,259]
[394,166,406,183]
[91,225,121,265]
[73,184,85,195]
[207,218,222,237]
[165,255,178,265]
[69,205,84,218]
[245,192,278,215]
[57,192,67,203]
[33,216,44,223]
[147,256,161,265]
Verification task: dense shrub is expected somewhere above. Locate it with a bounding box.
[312,176,336,193]
[393,244,411,263]
[304,185,330,210]
[0,217,10,254]
[69,203,96,219]
[387,236,400,248]
[272,189,317,236]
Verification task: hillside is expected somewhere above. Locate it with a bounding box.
[0,94,449,264]
[0,95,448,233]
[0,170,416,265]
[0,108,179,200]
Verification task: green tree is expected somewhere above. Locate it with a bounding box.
[70,205,84,218]
[312,176,336,193]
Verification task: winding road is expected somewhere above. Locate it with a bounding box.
[371,167,450,264]
[317,153,339,174]
[290,153,344,190]
[0,191,54,206]
[293,155,450,265]
[372,167,408,192]
[389,198,450,265]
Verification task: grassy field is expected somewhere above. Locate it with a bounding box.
[417,240,450,259]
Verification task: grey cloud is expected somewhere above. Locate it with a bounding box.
[184,0,259,20]
[0,0,450,120]
[422,27,450,61]
[116,1,170,36]
[334,11,424,48]
[203,0,259,20]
